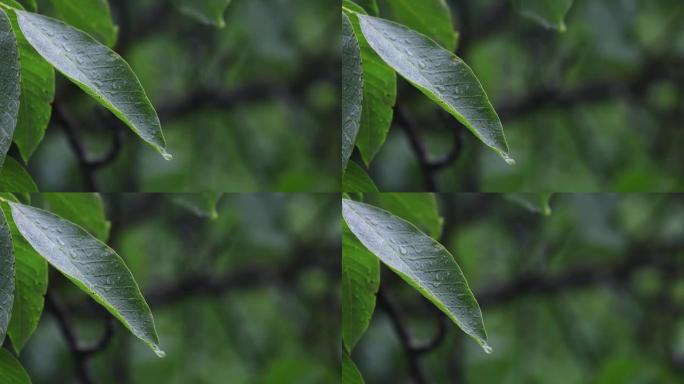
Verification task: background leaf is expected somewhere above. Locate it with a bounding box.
[5,203,47,354]
[16,11,171,159]
[0,348,31,384]
[342,351,365,384]
[43,193,111,241]
[9,202,164,357]
[0,8,20,170]
[170,193,223,219]
[342,161,379,193]
[358,15,513,164]
[505,193,553,215]
[0,157,38,193]
[172,0,232,28]
[385,0,458,52]
[379,193,444,238]
[342,224,379,353]
[342,199,490,352]
[342,12,364,171]
[1,3,55,163]
[344,4,396,166]
[49,0,118,47]
[0,208,14,343]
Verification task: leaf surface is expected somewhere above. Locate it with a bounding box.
[342,224,379,353]
[513,0,573,31]
[342,199,489,351]
[16,11,171,159]
[171,193,223,219]
[342,161,378,193]
[0,8,20,170]
[344,5,396,166]
[342,12,363,171]
[50,0,118,47]
[342,351,365,384]
[0,208,14,343]
[5,3,55,163]
[172,0,232,27]
[43,193,110,241]
[379,193,443,238]
[505,193,553,216]
[358,15,513,164]
[5,203,46,354]
[9,202,164,357]
[385,0,457,51]
[0,157,38,193]
[0,348,31,384]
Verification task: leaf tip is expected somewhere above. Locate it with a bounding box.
[482,342,493,354]
[160,149,173,161]
[502,153,516,166]
[152,344,166,358]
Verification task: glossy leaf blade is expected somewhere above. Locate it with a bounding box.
[379,193,443,238]
[16,11,171,159]
[342,224,379,353]
[0,157,38,193]
[0,8,21,170]
[172,0,232,27]
[0,207,14,343]
[342,351,365,384]
[5,204,47,354]
[513,0,573,31]
[342,12,363,171]
[50,0,119,47]
[385,0,457,52]
[344,6,396,166]
[5,4,55,163]
[0,348,31,384]
[9,202,164,357]
[358,15,513,164]
[342,199,490,351]
[43,193,111,241]
[342,161,378,193]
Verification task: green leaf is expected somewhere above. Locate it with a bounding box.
[343,161,378,193]
[49,0,119,47]
[385,0,458,52]
[171,193,223,219]
[0,157,38,193]
[512,0,574,31]
[358,15,513,164]
[505,193,553,216]
[342,351,365,384]
[16,11,172,160]
[0,348,31,384]
[14,0,33,11]
[9,202,164,357]
[0,208,15,344]
[342,199,490,352]
[5,203,47,354]
[0,8,20,170]
[343,6,396,166]
[342,12,363,172]
[342,224,379,353]
[1,3,55,163]
[42,193,111,241]
[379,193,443,238]
[172,0,232,28]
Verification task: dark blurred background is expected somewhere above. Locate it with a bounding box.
[27,0,340,192]
[356,193,684,383]
[17,193,339,383]
[366,0,684,192]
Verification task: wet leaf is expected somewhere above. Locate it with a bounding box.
[9,202,164,357]
[342,12,364,171]
[16,11,171,159]
[0,207,14,344]
[385,0,458,52]
[342,199,490,352]
[343,161,378,193]
[50,0,119,47]
[358,15,513,164]
[0,348,31,384]
[342,351,365,384]
[0,157,38,193]
[0,8,21,170]
[379,193,443,238]
[43,193,111,241]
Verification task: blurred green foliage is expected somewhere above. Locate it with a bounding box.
[17,193,339,383]
[368,0,684,192]
[355,193,684,382]
[27,0,339,192]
